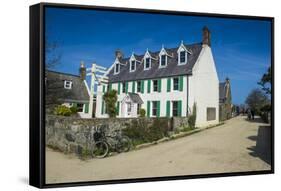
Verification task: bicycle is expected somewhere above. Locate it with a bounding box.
[91,126,132,158]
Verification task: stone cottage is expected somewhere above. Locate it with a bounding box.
[45,63,91,118]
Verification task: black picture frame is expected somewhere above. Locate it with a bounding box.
[29,2,274,189]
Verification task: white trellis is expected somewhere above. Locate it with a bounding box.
[86,63,108,117]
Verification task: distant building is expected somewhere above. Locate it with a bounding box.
[45,63,92,118]
[219,78,232,121]
[95,27,219,127]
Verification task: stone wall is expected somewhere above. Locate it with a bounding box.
[46,115,186,156]
[172,117,190,131]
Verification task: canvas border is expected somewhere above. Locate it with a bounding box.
[29,2,274,188]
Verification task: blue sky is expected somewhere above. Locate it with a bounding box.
[45,7,271,105]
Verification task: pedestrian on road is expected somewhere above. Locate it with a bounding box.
[247,109,252,120]
[251,110,255,120]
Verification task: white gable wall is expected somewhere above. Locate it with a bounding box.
[188,45,219,127]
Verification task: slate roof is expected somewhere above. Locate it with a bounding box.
[108,43,203,83]
[128,93,143,104]
[219,82,226,101]
[46,70,90,103]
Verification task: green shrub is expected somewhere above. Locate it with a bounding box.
[188,103,197,129]
[103,90,118,117]
[122,118,169,146]
[70,106,78,114]
[146,118,169,141]
[54,105,72,116]
[139,108,146,117]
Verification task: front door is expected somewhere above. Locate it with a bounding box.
[126,102,132,117]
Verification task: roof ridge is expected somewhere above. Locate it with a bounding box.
[46,70,80,78]
[122,42,201,60]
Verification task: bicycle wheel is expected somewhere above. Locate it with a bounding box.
[92,141,109,158]
[116,136,132,153]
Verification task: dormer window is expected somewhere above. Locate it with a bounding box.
[160,55,167,67]
[114,63,120,74]
[144,57,151,70]
[130,60,136,72]
[64,80,72,89]
[177,42,189,65]
[180,51,186,63]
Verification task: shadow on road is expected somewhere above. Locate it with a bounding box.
[247,125,272,165]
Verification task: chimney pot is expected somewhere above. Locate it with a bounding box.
[115,49,123,59]
[202,26,211,46]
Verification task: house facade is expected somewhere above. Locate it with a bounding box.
[95,27,219,127]
[219,78,232,121]
[45,63,91,118]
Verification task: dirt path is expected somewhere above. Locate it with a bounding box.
[46,116,271,184]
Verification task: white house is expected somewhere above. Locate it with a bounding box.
[95,27,219,127]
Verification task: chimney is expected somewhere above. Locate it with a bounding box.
[115,49,123,59]
[225,77,230,84]
[79,61,86,80]
[202,26,211,46]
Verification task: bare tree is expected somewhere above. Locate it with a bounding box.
[45,36,62,69]
[45,35,66,111]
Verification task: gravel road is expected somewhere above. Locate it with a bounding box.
[46,116,271,184]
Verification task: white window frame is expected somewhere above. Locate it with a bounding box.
[144,50,152,70]
[177,43,190,65]
[173,77,179,91]
[137,81,141,92]
[130,60,136,72]
[144,57,151,70]
[114,63,120,74]
[152,101,158,117]
[64,80,72,89]
[159,47,168,68]
[159,54,167,68]
[153,80,158,92]
[172,101,179,117]
[179,51,186,65]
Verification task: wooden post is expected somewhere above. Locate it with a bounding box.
[88,63,96,118]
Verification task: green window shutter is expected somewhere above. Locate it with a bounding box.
[157,101,161,117]
[84,103,89,113]
[132,81,135,93]
[166,101,170,117]
[102,85,105,93]
[116,101,120,115]
[147,101,150,117]
[179,76,184,91]
[125,82,128,94]
[108,83,112,91]
[158,79,162,92]
[178,100,182,117]
[147,80,151,93]
[167,78,171,92]
[118,82,121,95]
[141,80,144,93]
[101,101,104,114]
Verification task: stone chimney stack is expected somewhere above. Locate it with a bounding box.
[225,77,230,84]
[79,61,86,80]
[115,49,124,59]
[202,26,211,46]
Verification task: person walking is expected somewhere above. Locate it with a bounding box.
[251,110,255,120]
[247,109,252,120]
